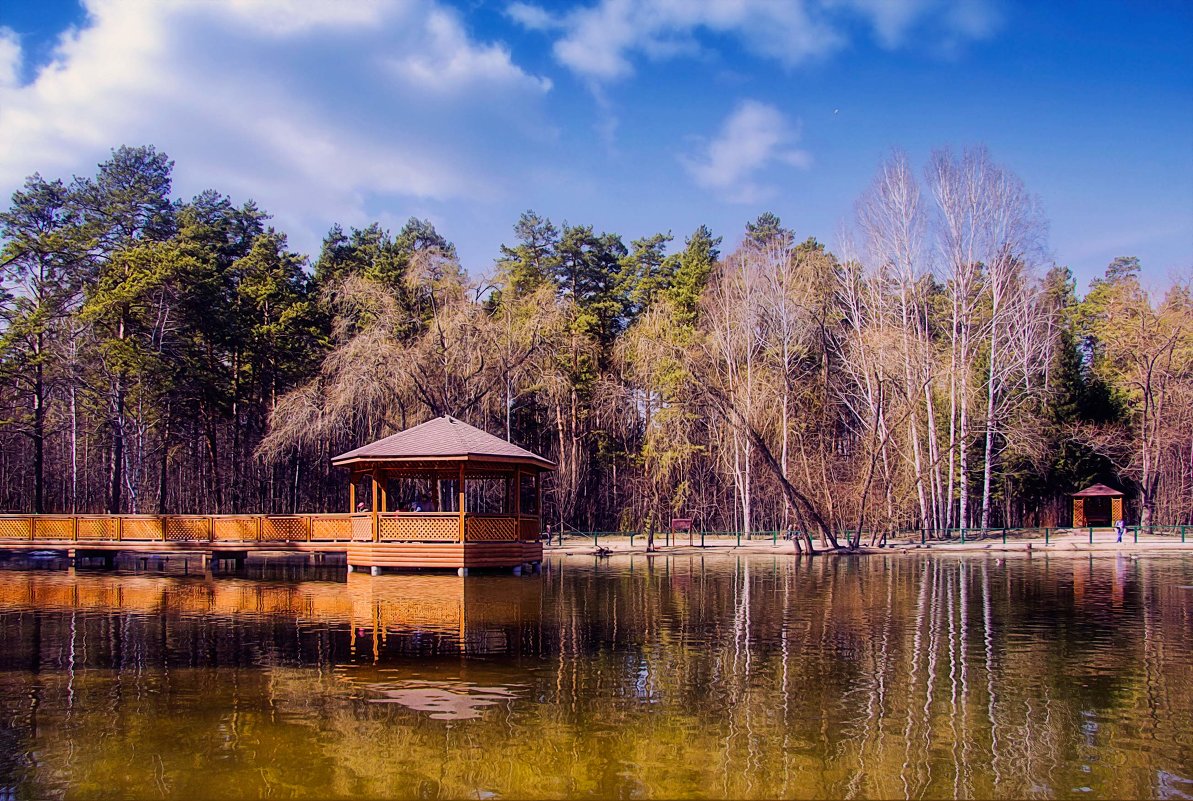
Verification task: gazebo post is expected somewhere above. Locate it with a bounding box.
[371,467,380,541]
[348,473,357,513]
[534,472,541,532]
[513,470,521,517]
[458,463,466,543]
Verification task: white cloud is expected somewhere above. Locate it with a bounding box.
[682,101,812,204]
[505,2,559,31]
[509,0,1000,81]
[0,0,552,257]
[0,28,20,88]
[389,8,552,93]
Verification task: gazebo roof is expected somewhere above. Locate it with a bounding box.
[331,415,554,469]
[1071,483,1123,498]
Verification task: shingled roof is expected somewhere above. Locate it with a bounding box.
[331,416,554,469]
[1071,483,1123,497]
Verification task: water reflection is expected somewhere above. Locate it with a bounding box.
[0,553,1189,799]
[368,680,523,720]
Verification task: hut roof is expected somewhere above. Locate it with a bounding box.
[1071,483,1123,497]
[331,416,554,469]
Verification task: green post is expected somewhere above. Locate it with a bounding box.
[1002,528,1007,545]
[737,530,741,547]
[666,529,671,547]
[630,532,634,548]
[773,529,778,545]
[701,530,705,548]
[921,529,926,545]
[1045,527,1050,545]
[1133,525,1137,544]
[594,532,599,548]
[1089,526,1093,544]
[961,528,966,544]
[1182,525,1186,543]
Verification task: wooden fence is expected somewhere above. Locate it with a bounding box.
[0,513,542,545]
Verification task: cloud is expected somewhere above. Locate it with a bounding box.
[0,0,552,257]
[504,2,559,32]
[682,101,812,204]
[388,7,552,93]
[0,28,19,88]
[508,0,1000,81]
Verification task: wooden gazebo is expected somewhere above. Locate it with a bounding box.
[1071,483,1124,528]
[331,416,553,573]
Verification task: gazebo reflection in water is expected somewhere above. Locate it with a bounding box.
[0,568,544,659]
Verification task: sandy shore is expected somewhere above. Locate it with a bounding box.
[545,530,1192,557]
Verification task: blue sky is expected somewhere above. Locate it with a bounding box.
[1,0,1189,292]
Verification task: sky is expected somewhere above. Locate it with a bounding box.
[0,0,1190,293]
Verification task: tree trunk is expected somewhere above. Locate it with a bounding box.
[32,346,45,514]
[109,373,125,514]
[157,404,172,514]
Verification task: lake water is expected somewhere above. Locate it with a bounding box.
[0,552,1190,799]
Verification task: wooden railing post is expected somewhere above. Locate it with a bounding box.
[372,470,380,542]
[256,516,263,543]
[116,517,123,542]
[458,464,466,543]
[73,517,79,542]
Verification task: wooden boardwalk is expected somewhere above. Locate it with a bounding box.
[0,513,544,572]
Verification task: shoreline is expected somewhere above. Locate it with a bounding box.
[546,533,1193,558]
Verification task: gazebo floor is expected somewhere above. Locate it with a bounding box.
[0,535,542,573]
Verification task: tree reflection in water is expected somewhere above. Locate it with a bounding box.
[0,553,1189,799]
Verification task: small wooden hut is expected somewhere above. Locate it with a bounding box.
[331,416,553,572]
[1070,483,1124,528]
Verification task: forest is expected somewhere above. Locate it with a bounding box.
[0,145,1189,539]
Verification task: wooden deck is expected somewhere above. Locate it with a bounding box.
[0,513,544,571]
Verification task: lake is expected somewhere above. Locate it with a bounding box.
[0,552,1189,799]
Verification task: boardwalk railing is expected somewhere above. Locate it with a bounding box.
[546,525,1191,548]
[0,513,542,545]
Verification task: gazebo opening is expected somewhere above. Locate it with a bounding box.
[1070,483,1124,528]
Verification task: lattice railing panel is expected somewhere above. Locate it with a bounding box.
[311,516,352,541]
[466,516,518,542]
[213,517,259,542]
[122,518,165,540]
[33,517,75,539]
[351,515,374,542]
[165,517,212,542]
[77,518,117,540]
[0,517,33,540]
[261,517,309,542]
[379,515,459,541]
